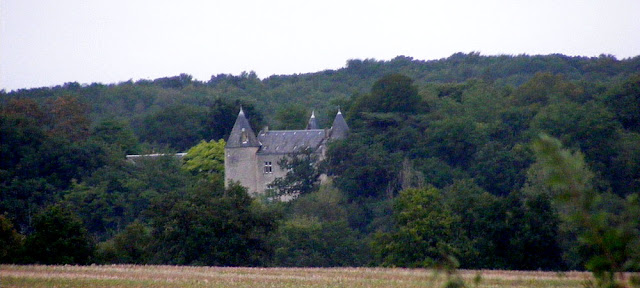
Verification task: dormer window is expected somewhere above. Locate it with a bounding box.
[241,128,248,144]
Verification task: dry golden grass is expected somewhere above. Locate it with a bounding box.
[0,264,595,288]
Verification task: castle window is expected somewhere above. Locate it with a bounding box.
[241,128,248,144]
[264,161,272,174]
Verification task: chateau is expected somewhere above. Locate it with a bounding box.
[224,108,349,195]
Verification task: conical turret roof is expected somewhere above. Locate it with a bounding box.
[306,110,319,130]
[226,108,261,148]
[330,109,349,139]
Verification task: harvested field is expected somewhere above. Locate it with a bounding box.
[0,265,599,287]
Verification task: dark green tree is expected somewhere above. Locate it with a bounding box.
[470,142,532,196]
[503,192,565,270]
[533,134,640,286]
[530,101,621,193]
[511,72,584,106]
[442,180,506,268]
[44,95,91,141]
[423,116,487,168]
[269,148,321,198]
[95,221,152,264]
[272,218,366,267]
[274,104,308,130]
[353,74,421,114]
[271,184,369,267]
[138,104,208,151]
[603,74,640,132]
[0,214,24,263]
[0,111,109,233]
[326,137,401,199]
[64,155,190,240]
[91,119,140,154]
[372,187,458,268]
[443,179,564,270]
[23,205,94,264]
[147,182,278,266]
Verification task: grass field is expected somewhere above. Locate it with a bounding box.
[0,265,597,287]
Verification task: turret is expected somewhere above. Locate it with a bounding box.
[306,110,319,130]
[225,107,261,193]
[330,109,349,139]
[226,107,260,148]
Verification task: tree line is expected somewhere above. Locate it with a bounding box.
[2,53,638,151]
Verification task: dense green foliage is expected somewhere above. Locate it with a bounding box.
[182,139,226,182]
[373,187,457,268]
[0,214,23,263]
[145,182,277,266]
[269,184,369,267]
[22,205,94,264]
[1,53,639,273]
[533,135,640,287]
[268,147,322,198]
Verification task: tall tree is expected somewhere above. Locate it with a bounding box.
[372,187,458,268]
[46,96,91,141]
[183,139,226,183]
[91,119,140,155]
[274,104,308,130]
[269,148,321,198]
[603,74,640,132]
[0,215,24,263]
[138,104,208,151]
[147,183,278,266]
[23,205,94,264]
[365,74,421,114]
[326,137,401,199]
[533,134,640,286]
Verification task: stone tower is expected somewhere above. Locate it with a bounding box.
[224,107,261,193]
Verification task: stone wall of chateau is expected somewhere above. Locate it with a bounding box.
[224,147,259,194]
[255,154,288,193]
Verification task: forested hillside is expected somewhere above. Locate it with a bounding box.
[1,53,639,277]
[3,53,639,150]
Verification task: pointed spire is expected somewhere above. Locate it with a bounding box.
[306,110,319,130]
[226,108,260,148]
[330,109,349,139]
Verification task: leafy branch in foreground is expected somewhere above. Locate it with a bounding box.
[268,147,321,198]
[533,134,640,288]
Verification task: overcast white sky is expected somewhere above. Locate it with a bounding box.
[1,0,639,91]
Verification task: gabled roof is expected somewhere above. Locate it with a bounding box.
[226,108,261,148]
[257,129,326,154]
[330,110,349,139]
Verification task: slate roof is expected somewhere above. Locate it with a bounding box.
[306,111,319,129]
[226,108,261,148]
[330,110,349,139]
[257,129,326,154]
